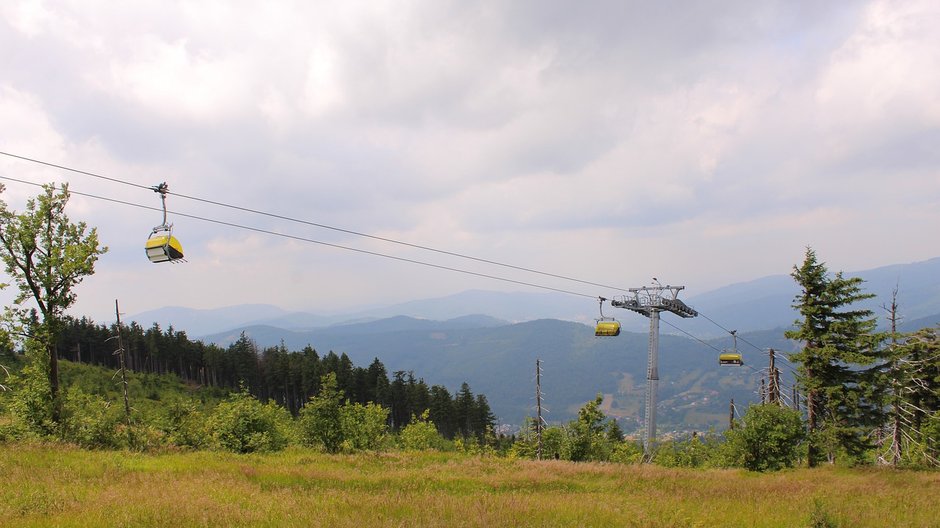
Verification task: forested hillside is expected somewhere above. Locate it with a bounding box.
[53,317,495,439]
[201,316,792,429]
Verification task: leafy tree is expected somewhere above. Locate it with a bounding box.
[541,426,567,460]
[785,248,882,465]
[724,404,805,471]
[567,394,609,461]
[0,183,106,423]
[299,372,344,453]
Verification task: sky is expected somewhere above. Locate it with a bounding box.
[0,0,938,323]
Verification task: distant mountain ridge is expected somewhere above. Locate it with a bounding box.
[201,315,795,430]
[120,256,940,430]
[205,314,510,349]
[128,256,940,338]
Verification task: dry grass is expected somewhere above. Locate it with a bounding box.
[1,444,937,527]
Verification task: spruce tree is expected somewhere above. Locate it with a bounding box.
[785,248,883,465]
[454,382,475,439]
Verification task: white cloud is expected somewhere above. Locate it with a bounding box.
[1,0,54,38]
[100,36,253,122]
[300,43,345,118]
[0,0,937,322]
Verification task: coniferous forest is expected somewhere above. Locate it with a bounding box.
[55,316,496,440]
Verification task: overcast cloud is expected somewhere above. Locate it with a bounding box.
[0,0,938,322]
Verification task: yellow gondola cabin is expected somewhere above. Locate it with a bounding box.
[146,227,184,263]
[595,320,621,337]
[146,182,185,263]
[719,352,743,366]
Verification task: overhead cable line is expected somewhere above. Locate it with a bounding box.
[0,151,153,191]
[658,317,724,354]
[0,150,630,293]
[659,317,779,383]
[692,308,776,355]
[0,175,597,299]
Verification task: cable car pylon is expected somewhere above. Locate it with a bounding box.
[611,282,697,459]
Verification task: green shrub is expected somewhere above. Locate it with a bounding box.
[400,410,446,450]
[60,387,122,449]
[808,498,840,527]
[340,402,389,452]
[610,440,644,464]
[298,373,344,453]
[123,423,169,452]
[654,432,724,468]
[508,417,547,459]
[566,394,612,462]
[208,389,291,453]
[163,398,210,449]
[509,425,567,460]
[7,358,55,438]
[724,404,805,471]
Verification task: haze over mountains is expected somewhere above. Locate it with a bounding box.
[126,257,940,430]
[132,257,940,339]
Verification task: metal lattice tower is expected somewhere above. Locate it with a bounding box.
[611,284,697,457]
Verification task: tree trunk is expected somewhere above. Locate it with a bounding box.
[48,341,61,423]
[806,386,818,467]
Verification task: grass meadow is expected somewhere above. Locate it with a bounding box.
[1,443,937,527]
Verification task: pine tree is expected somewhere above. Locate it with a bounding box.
[427,385,455,438]
[785,248,883,465]
[454,382,475,439]
[472,394,496,441]
[365,358,390,406]
[388,371,411,430]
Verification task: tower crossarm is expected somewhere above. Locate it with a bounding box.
[610,285,697,318]
[660,298,698,318]
[610,297,651,317]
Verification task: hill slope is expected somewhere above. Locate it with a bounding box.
[204,316,788,430]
